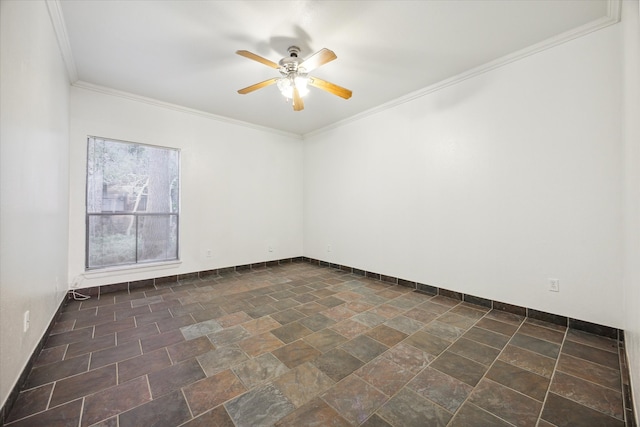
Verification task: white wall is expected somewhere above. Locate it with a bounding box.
[304,23,624,328]
[68,86,303,289]
[0,0,70,408]
[622,0,640,421]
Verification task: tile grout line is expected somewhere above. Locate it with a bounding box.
[552,354,626,392]
[348,296,489,426]
[535,325,628,425]
[554,334,627,384]
[536,326,568,427]
[437,307,527,426]
[269,279,412,426]
[536,325,570,424]
[321,273,496,423]
[545,340,630,422]
[180,387,195,420]
[77,397,85,427]
[399,299,490,425]
[45,381,54,413]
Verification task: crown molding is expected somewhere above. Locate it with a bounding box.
[46,0,621,140]
[303,0,622,139]
[71,81,303,140]
[607,0,622,22]
[46,0,78,83]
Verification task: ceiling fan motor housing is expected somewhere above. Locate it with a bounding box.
[279,46,305,75]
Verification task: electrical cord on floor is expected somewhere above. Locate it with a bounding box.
[70,289,91,300]
[68,275,90,300]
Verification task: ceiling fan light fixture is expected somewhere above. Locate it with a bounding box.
[277,74,309,99]
[236,46,351,111]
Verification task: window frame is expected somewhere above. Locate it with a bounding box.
[85,136,181,271]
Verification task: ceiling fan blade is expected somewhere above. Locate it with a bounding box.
[237,78,279,94]
[308,77,352,99]
[299,48,337,72]
[292,87,304,111]
[236,50,280,69]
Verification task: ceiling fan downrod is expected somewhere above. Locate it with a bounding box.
[279,46,303,74]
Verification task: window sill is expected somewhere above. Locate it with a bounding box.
[83,260,182,279]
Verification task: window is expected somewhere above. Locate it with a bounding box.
[86,137,179,269]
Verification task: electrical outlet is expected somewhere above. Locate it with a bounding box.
[23,311,30,333]
[549,278,560,292]
[206,249,212,258]
[268,246,273,253]
[327,245,332,253]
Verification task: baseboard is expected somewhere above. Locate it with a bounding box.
[70,257,305,299]
[75,255,622,340]
[304,257,623,340]
[621,341,639,426]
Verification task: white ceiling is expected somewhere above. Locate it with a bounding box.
[56,0,617,136]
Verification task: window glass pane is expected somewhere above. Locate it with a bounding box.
[87,138,179,214]
[137,215,178,263]
[87,215,136,268]
[86,137,179,269]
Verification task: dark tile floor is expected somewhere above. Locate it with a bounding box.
[4,262,634,426]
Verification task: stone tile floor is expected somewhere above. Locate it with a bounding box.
[4,262,634,426]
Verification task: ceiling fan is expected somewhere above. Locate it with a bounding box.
[236,46,352,112]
